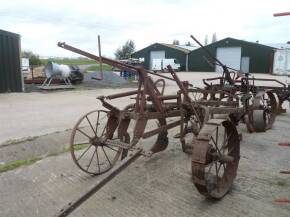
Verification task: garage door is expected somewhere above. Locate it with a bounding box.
[215,47,241,72]
[150,51,165,70]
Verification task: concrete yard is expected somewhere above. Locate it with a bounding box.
[0,72,290,216]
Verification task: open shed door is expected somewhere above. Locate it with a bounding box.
[215,47,241,72]
[150,51,165,70]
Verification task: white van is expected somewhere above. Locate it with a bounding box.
[152,58,180,72]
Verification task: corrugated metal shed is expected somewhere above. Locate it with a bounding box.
[188,37,275,73]
[0,29,22,93]
[131,43,197,71]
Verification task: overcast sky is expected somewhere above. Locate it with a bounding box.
[1,0,290,58]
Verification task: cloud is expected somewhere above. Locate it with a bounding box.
[0,0,290,58]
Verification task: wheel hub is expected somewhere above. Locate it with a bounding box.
[91,137,107,147]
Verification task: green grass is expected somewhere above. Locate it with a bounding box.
[0,143,89,173]
[276,180,287,187]
[0,157,41,173]
[73,143,89,151]
[41,58,96,65]
[85,64,113,72]
[47,143,89,157]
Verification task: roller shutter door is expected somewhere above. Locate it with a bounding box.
[150,51,165,70]
[215,47,241,72]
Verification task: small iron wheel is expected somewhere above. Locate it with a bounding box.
[248,91,277,132]
[192,119,240,199]
[70,110,122,175]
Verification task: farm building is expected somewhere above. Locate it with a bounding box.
[188,37,275,74]
[131,43,196,71]
[0,29,22,93]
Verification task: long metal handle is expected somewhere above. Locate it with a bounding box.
[57,42,176,81]
[53,149,142,217]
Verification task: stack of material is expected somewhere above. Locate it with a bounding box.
[83,71,130,87]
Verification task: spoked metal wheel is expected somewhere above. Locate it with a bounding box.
[70,110,122,175]
[192,119,240,199]
[251,91,278,132]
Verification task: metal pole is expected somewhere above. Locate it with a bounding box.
[98,35,103,80]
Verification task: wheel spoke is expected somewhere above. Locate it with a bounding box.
[77,144,92,161]
[104,144,119,152]
[207,159,220,174]
[211,135,222,155]
[222,163,226,171]
[95,147,100,173]
[207,162,215,174]
[86,116,96,136]
[101,122,108,136]
[228,146,235,155]
[215,162,219,191]
[76,128,92,139]
[221,131,234,152]
[217,162,223,176]
[95,111,100,135]
[102,146,112,166]
[86,150,96,171]
[216,126,219,148]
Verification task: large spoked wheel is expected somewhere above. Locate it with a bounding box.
[251,91,278,132]
[70,110,122,175]
[192,119,240,199]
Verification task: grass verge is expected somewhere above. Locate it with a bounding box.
[41,58,96,65]
[0,157,41,173]
[0,144,88,173]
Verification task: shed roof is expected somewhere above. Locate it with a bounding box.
[265,43,290,49]
[0,29,20,38]
[160,43,198,53]
[189,37,275,54]
[133,42,198,55]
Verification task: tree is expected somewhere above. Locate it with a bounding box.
[204,35,208,46]
[21,50,42,66]
[115,40,136,60]
[172,39,180,45]
[211,33,217,43]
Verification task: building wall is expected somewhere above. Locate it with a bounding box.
[132,43,188,71]
[0,29,22,93]
[188,38,274,73]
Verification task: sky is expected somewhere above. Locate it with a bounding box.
[1,0,290,58]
